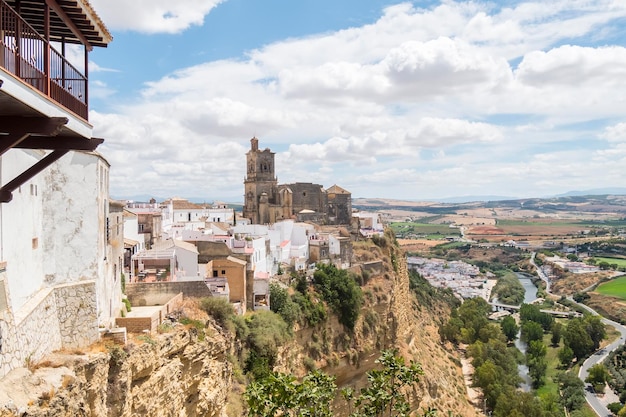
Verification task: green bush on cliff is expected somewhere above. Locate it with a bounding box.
[313,264,363,331]
[200,296,236,330]
[244,349,434,417]
[244,311,292,380]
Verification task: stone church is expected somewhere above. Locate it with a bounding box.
[243,138,352,225]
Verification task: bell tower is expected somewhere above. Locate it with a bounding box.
[243,137,278,223]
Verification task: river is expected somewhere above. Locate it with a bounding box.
[512,273,538,392]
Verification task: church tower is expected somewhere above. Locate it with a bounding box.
[243,137,278,224]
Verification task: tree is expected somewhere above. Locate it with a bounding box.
[521,321,544,344]
[313,264,363,330]
[526,340,547,389]
[457,297,491,344]
[269,282,300,327]
[564,318,594,360]
[349,349,425,417]
[519,303,553,331]
[558,345,574,367]
[586,364,610,393]
[500,316,519,343]
[244,349,434,417]
[493,391,545,417]
[557,372,585,412]
[245,370,336,416]
[585,315,606,351]
[550,322,562,347]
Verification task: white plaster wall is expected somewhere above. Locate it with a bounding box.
[233,224,269,236]
[329,235,341,256]
[273,220,293,241]
[102,209,124,326]
[173,209,204,223]
[0,150,46,311]
[255,237,269,273]
[41,152,103,285]
[208,208,233,224]
[124,214,145,251]
[175,247,199,280]
[291,223,313,246]
[41,152,121,327]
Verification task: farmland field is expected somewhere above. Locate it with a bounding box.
[389,222,461,238]
[596,276,626,300]
[593,257,626,268]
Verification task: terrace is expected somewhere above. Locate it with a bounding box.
[0,0,110,120]
[0,0,111,204]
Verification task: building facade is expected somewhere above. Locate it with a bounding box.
[243,138,352,225]
[0,0,114,378]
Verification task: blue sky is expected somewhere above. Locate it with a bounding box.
[87,0,626,202]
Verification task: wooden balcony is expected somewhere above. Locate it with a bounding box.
[1,0,89,120]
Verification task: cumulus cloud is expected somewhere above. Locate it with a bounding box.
[89,0,626,200]
[601,123,626,143]
[90,0,224,34]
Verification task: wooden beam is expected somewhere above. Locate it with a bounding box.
[0,149,69,203]
[44,0,93,51]
[0,133,30,156]
[14,136,104,151]
[0,116,68,135]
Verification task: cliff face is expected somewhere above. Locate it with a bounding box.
[282,236,479,416]
[388,245,479,416]
[0,327,232,417]
[0,235,477,417]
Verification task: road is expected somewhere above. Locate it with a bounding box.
[530,252,626,416]
[575,302,626,417]
[529,252,551,293]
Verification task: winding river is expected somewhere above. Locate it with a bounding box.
[512,273,538,392]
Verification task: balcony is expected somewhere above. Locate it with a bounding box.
[0,0,106,120]
[0,0,111,203]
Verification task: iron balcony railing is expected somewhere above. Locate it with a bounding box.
[0,1,88,119]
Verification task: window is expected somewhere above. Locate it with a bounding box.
[213,271,218,277]
[221,270,226,275]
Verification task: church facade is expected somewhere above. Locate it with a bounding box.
[243,138,352,225]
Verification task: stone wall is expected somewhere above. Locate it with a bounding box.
[126,282,211,306]
[0,263,21,377]
[13,288,63,365]
[116,293,184,333]
[0,277,99,379]
[54,282,99,349]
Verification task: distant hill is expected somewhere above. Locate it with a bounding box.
[353,193,626,216]
[112,195,243,208]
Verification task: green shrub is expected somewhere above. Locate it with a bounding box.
[200,296,235,330]
[122,298,131,312]
[244,311,292,380]
[312,264,362,330]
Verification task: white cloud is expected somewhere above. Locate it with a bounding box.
[90,0,224,34]
[90,0,626,200]
[601,123,626,143]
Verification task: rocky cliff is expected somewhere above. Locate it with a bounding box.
[0,325,232,417]
[0,234,478,416]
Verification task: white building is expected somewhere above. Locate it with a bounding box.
[0,0,115,378]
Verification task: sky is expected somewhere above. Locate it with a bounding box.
[85,0,626,203]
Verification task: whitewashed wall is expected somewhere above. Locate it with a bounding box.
[0,150,46,311]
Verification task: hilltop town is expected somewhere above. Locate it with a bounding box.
[4,2,626,416]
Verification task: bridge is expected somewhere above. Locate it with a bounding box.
[490,302,581,318]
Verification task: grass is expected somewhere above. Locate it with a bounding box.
[535,330,564,399]
[593,257,626,268]
[596,275,626,300]
[497,219,585,227]
[389,222,461,238]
